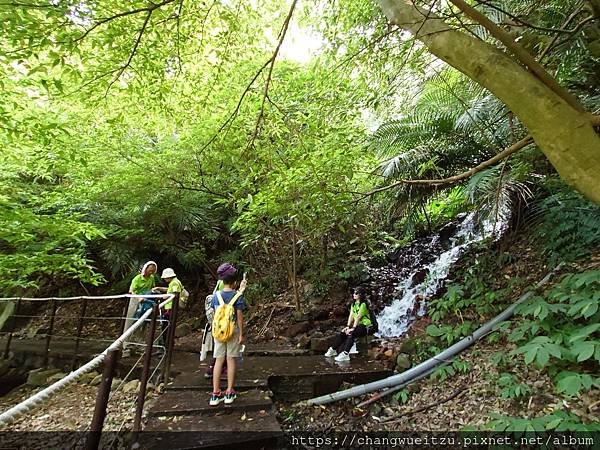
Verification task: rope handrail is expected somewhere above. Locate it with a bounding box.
[0,294,174,427]
[0,294,170,302]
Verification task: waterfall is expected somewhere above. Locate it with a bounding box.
[374,211,508,337]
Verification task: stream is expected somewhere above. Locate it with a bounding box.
[364,212,509,337]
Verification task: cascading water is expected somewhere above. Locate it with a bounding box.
[372,211,508,337]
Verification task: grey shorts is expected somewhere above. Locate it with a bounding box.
[213,327,241,358]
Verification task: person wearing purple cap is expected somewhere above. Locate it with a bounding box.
[209,263,247,406]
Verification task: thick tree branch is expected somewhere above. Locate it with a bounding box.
[104,9,153,96]
[248,0,298,149]
[72,0,177,44]
[448,0,585,113]
[359,136,534,198]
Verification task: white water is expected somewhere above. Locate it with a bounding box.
[376,212,508,337]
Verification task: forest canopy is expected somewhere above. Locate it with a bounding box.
[1,0,599,294]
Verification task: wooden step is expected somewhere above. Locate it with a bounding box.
[140,409,282,449]
[167,378,268,391]
[149,389,273,417]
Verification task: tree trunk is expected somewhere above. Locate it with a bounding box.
[291,222,300,310]
[376,0,600,204]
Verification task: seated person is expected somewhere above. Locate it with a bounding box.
[325,286,375,362]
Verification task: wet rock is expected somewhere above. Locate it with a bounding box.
[409,269,429,287]
[438,221,458,244]
[27,368,61,387]
[175,323,192,337]
[395,353,411,371]
[311,336,336,353]
[283,321,311,338]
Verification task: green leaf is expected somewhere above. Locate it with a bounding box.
[536,347,549,367]
[524,347,537,364]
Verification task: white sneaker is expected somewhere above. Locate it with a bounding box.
[349,343,358,354]
[334,351,350,362]
[324,347,337,357]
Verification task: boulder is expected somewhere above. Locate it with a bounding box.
[188,318,203,331]
[47,372,67,384]
[79,371,100,384]
[308,307,330,321]
[175,323,192,338]
[395,353,411,371]
[311,336,336,353]
[296,334,311,349]
[90,374,102,386]
[0,358,10,378]
[317,320,335,332]
[302,283,315,297]
[409,268,429,288]
[111,378,123,391]
[332,306,347,318]
[0,368,27,396]
[292,311,309,322]
[123,379,140,393]
[26,368,61,387]
[283,321,311,338]
[399,339,417,355]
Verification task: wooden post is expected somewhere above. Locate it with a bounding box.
[86,348,119,450]
[72,298,88,371]
[133,303,158,432]
[162,293,180,385]
[3,298,21,359]
[43,299,57,368]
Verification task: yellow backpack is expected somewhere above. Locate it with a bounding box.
[211,291,241,343]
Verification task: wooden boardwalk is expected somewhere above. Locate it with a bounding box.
[138,348,392,449]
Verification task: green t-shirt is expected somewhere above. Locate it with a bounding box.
[165,278,184,310]
[129,274,156,295]
[351,301,372,327]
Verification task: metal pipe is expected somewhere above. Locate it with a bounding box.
[86,348,119,450]
[306,268,559,406]
[133,303,158,432]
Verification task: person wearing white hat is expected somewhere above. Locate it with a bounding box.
[153,268,186,344]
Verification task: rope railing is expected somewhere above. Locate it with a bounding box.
[0,294,174,427]
[0,294,157,302]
